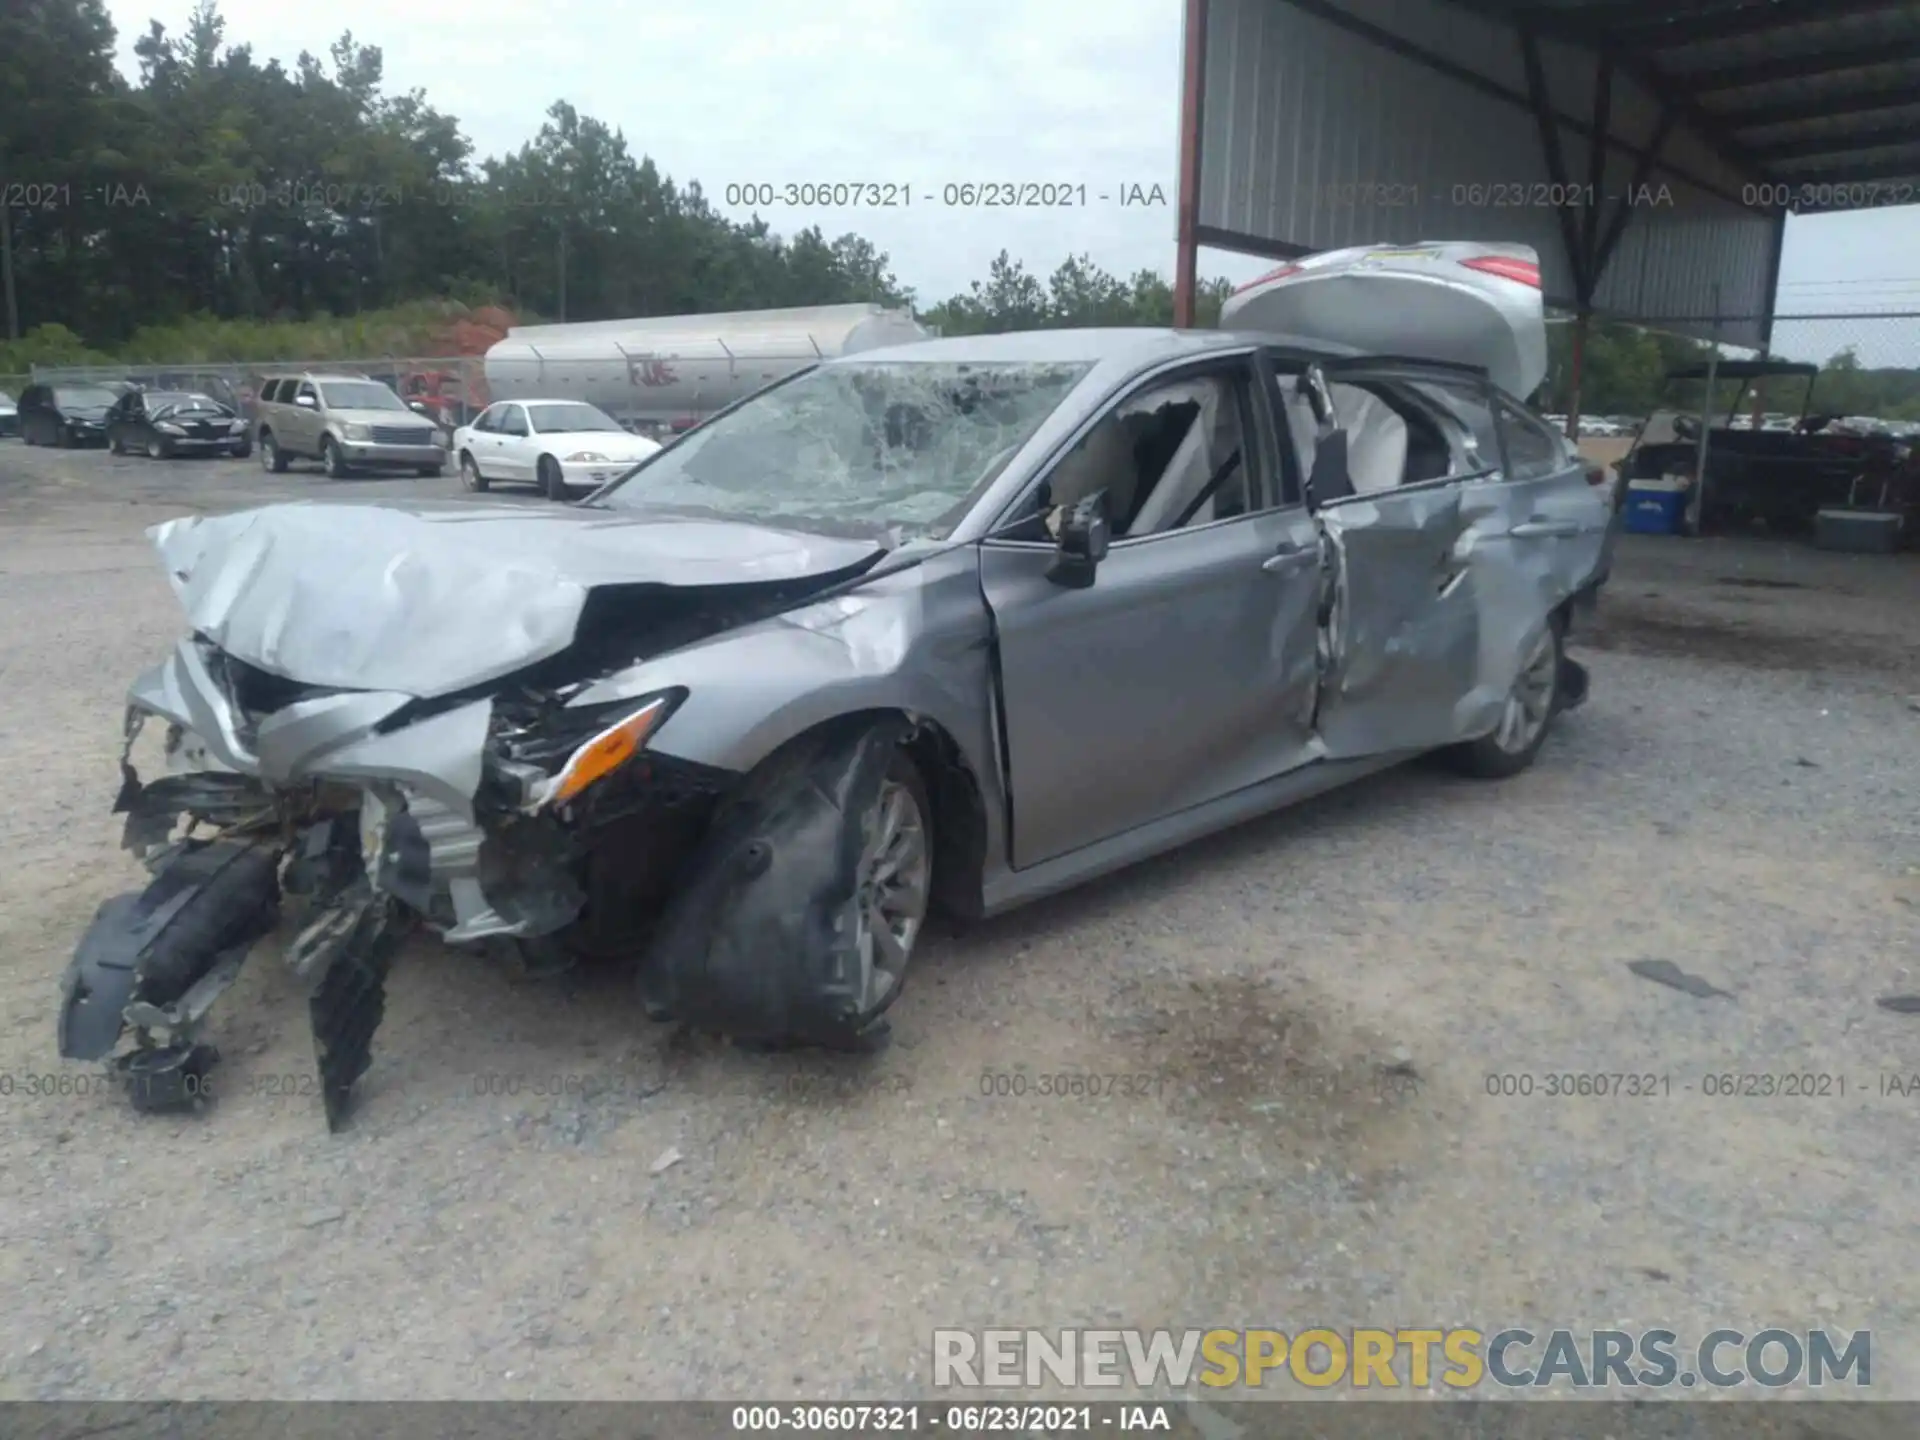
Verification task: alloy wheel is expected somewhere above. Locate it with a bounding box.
[851,770,931,1014]
[1493,629,1557,754]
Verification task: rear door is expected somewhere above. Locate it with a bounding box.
[1275,355,1493,758]
[107,392,138,446]
[20,385,50,442]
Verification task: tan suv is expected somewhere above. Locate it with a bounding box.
[253,372,447,478]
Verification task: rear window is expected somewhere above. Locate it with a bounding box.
[53,386,119,407]
[317,381,407,411]
[1496,399,1569,481]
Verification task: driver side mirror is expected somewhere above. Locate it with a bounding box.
[408,400,430,415]
[1045,490,1111,589]
[294,394,316,408]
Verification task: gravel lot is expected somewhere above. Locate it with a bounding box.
[0,440,1916,1406]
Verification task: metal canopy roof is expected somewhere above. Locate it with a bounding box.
[1455,0,1920,206]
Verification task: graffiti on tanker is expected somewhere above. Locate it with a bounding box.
[628,356,678,388]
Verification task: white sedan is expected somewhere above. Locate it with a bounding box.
[454,399,663,500]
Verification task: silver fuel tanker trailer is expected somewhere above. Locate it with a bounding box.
[480,303,931,434]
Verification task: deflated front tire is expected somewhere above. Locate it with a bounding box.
[639,717,932,1052]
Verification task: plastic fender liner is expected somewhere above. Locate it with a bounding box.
[57,839,282,1062]
[305,888,406,1132]
[640,716,910,1049]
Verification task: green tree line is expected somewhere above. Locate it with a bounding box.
[3,0,1915,421]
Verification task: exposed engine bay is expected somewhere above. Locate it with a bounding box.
[58,554,897,1129]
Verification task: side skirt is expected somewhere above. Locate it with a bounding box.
[980,750,1417,917]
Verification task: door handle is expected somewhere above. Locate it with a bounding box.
[1262,545,1313,573]
[1511,519,1582,538]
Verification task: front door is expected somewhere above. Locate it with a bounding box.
[494,404,534,481]
[291,380,323,454]
[980,354,1325,869]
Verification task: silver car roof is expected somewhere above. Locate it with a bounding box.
[843,326,1364,369]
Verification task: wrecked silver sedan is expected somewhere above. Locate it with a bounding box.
[58,241,1611,1128]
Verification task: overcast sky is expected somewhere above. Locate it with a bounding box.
[100,0,1920,362]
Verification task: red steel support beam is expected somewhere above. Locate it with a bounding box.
[1173,0,1209,328]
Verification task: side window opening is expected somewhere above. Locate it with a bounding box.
[1039,370,1255,541]
[1496,399,1568,482]
[1274,374,1450,494]
[1406,378,1504,477]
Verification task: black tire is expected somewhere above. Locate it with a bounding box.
[1444,617,1565,779]
[229,442,251,459]
[538,454,567,501]
[146,434,170,460]
[417,463,443,478]
[321,435,353,479]
[639,726,934,1052]
[109,431,125,455]
[260,431,289,473]
[460,451,488,492]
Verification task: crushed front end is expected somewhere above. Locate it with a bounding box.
[58,636,732,1129]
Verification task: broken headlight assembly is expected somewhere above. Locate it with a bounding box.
[489,687,688,814]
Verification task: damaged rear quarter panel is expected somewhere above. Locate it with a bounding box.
[1456,470,1610,719]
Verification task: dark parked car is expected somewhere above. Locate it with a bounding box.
[107,389,252,460]
[18,382,120,447]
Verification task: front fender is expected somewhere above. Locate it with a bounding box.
[569,553,998,785]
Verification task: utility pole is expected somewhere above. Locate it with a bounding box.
[557,229,568,322]
[1,199,18,341]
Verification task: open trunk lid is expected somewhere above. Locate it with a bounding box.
[1219,241,1548,400]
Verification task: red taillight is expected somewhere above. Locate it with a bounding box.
[1461,255,1541,288]
[1234,263,1303,294]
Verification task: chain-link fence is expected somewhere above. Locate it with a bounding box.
[1638,311,1920,432]
[24,355,493,428]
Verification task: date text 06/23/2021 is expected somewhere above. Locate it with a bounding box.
[728,1404,1174,1432]
[720,182,1168,209]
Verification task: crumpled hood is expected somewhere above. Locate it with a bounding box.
[150,500,886,698]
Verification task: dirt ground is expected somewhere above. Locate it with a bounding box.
[0,441,1916,1408]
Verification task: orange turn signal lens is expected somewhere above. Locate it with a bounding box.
[542,697,671,809]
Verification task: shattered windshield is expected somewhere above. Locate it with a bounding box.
[529,402,623,433]
[318,381,408,411]
[594,360,1093,537]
